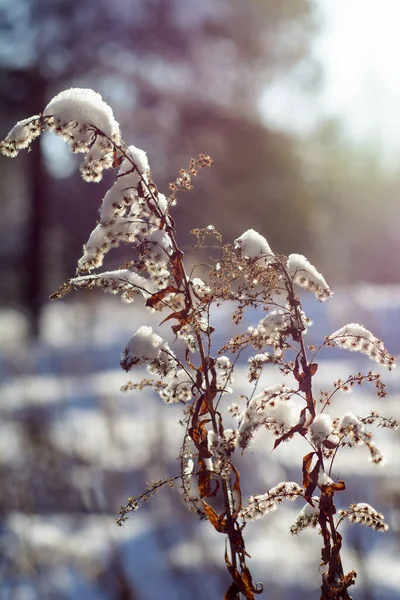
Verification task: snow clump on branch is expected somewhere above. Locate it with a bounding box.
[338,503,388,532]
[121,325,176,376]
[309,413,333,446]
[44,88,121,181]
[339,411,384,464]
[248,309,292,350]
[98,145,150,225]
[69,270,156,303]
[0,116,42,156]
[290,497,320,534]
[234,229,274,265]
[287,254,331,301]
[160,369,195,403]
[240,482,303,521]
[238,384,296,448]
[327,323,395,369]
[0,88,121,183]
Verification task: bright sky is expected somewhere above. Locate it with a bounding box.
[262,0,400,159]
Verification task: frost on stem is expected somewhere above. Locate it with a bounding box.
[191,277,211,299]
[327,323,395,369]
[240,482,303,521]
[287,253,331,301]
[121,325,176,376]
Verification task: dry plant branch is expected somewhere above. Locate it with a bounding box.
[2,87,398,600]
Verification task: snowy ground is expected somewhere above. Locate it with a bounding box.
[0,288,399,599]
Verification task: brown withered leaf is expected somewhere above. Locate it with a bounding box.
[224,583,240,600]
[328,531,343,580]
[321,544,331,566]
[112,147,123,168]
[189,418,210,447]
[159,308,190,329]
[302,452,316,488]
[170,249,185,286]
[224,550,261,600]
[145,285,180,309]
[323,480,346,495]
[231,465,242,517]
[185,346,197,371]
[136,179,146,199]
[322,438,338,450]
[343,570,357,588]
[309,362,318,376]
[273,423,307,450]
[303,452,321,500]
[202,502,227,532]
[198,393,212,417]
[198,468,219,498]
[241,565,263,598]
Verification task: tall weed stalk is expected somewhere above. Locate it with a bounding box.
[1,88,398,599]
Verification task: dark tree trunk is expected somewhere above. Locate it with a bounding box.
[25,71,47,339]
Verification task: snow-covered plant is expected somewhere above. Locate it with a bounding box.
[2,88,398,600]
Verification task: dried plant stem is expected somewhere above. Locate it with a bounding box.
[3,90,397,600]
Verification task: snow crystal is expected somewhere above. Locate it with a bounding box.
[183,456,194,476]
[339,503,388,532]
[99,148,149,223]
[78,211,159,272]
[156,193,168,215]
[214,356,233,393]
[147,230,173,262]
[338,411,385,465]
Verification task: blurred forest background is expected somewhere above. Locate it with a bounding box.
[0,1,399,599]
[1,0,399,337]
